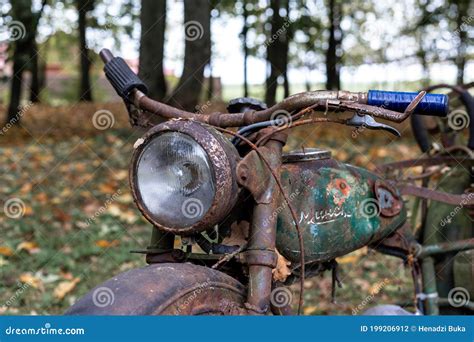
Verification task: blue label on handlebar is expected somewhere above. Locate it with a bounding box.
[367,90,449,117]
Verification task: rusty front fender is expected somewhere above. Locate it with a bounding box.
[65,263,246,315]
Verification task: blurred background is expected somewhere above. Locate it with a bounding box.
[0,0,472,315]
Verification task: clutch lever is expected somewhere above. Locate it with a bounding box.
[346,113,401,137]
[342,91,428,137]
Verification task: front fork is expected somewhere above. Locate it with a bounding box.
[144,128,288,314]
[236,128,288,313]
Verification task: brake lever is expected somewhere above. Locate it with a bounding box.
[346,113,401,137]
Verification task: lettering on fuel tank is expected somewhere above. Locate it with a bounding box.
[299,206,352,225]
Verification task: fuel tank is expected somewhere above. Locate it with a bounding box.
[276,148,407,264]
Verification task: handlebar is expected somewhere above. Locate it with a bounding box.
[99,49,449,128]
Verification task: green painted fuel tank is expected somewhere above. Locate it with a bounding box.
[276,149,407,264]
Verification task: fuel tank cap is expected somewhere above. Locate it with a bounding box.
[282,148,331,163]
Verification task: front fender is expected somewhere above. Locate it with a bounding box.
[65,263,245,315]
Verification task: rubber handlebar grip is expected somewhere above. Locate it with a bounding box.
[367,90,449,117]
[103,57,148,100]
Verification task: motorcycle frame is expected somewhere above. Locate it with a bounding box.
[99,50,474,315]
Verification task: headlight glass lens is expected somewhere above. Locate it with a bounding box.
[136,132,215,227]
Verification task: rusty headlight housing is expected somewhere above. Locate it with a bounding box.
[130,121,239,235]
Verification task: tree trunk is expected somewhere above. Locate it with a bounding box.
[77,0,93,102]
[6,0,46,124]
[325,0,342,90]
[455,0,468,84]
[7,0,31,124]
[283,0,290,98]
[242,2,249,97]
[265,0,289,106]
[7,54,25,124]
[207,63,214,101]
[29,43,41,103]
[139,0,167,100]
[166,0,211,111]
[29,0,48,103]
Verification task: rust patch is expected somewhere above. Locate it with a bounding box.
[327,178,352,206]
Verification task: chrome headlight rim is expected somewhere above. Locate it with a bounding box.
[130,120,239,235]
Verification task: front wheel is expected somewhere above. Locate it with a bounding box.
[65,263,247,315]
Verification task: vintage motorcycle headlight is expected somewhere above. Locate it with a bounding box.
[130,121,239,235]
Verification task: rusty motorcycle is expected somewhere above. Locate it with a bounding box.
[66,49,473,315]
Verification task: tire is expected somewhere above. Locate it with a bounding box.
[65,263,247,315]
[411,85,474,152]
